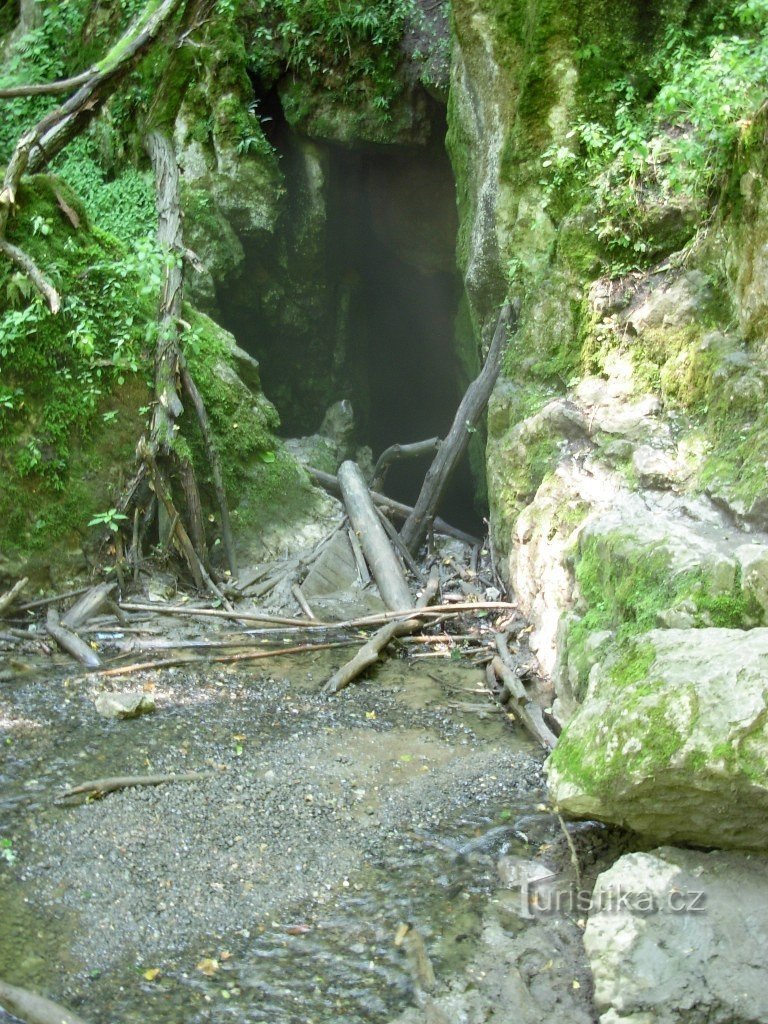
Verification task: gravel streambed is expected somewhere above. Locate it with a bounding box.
[0,649,599,1023]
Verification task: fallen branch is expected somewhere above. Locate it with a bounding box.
[0,979,89,1024]
[117,599,517,630]
[324,567,440,695]
[94,640,355,677]
[338,460,413,612]
[489,651,557,750]
[308,467,479,547]
[291,583,316,620]
[0,237,60,312]
[45,609,101,669]
[56,771,208,803]
[61,582,117,630]
[371,437,440,492]
[400,301,518,553]
[0,576,28,616]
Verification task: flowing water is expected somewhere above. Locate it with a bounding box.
[0,646,569,1023]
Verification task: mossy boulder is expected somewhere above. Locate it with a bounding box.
[547,628,768,850]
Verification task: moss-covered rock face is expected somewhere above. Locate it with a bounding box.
[547,628,768,850]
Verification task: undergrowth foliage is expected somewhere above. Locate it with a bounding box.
[540,0,768,272]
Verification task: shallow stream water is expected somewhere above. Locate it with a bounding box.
[0,645,574,1023]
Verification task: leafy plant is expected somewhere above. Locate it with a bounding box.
[0,838,16,866]
[88,508,129,532]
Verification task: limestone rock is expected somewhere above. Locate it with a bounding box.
[585,847,768,1024]
[631,445,683,489]
[547,628,768,849]
[625,270,712,333]
[95,692,156,720]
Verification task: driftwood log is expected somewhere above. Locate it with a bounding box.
[61,582,117,630]
[0,979,89,1024]
[307,467,479,547]
[400,301,518,553]
[0,577,28,616]
[337,460,413,612]
[324,567,440,695]
[45,610,101,669]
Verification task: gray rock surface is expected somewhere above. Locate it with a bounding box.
[94,692,156,720]
[585,847,768,1024]
[547,629,768,849]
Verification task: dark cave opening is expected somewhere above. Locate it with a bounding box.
[216,104,483,534]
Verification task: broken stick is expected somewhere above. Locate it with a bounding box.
[324,568,440,695]
[46,609,101,669]
[0,577,28,616]
[400,300,518,553]
[56,771,208,804]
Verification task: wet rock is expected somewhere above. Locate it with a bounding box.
[94,692,156,720]
[631,445,683,489]
[585,847,768,1024]
[547,629,768,849]
[624,270,712,333]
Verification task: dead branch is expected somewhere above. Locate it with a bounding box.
[61,582,117,630]
[45,609,101,668]
[56,771,208,803]
[489,645,557,751]
[117,599,517,630]
[0,237,60,312]
[94,640,355,677]
[308,467,480,547]
[324,567,440,695]
[337,460,413,611]
[400,301,519,553]
[0,979,89,1024]
[0,70,95,99]
[0,577,28,616]
[371,437,440,492]
[0,0,191,308]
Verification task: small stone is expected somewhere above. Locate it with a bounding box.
[94,692,156,719]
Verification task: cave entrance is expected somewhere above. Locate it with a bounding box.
[216,110,482,534]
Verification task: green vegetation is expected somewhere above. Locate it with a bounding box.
[565,531,763,699]
[541,0,768,272]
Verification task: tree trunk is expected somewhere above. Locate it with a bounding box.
[400,302,518,553]
[337,460,413,612]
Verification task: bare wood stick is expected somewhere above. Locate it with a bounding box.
[95,640,354,677]
[61,582,117,630]
[375,506,425,582]
[0,978,89,1024]
[0,237,60,312]
[292,583,317,620]
[489,655,557,750]
[0,577,28,616]
[347,527,371,586]
[307,467,480,546]
[400,301,518,553]
[117,599,517,630]
[46,609,101,669]
[324,568,440,695]
[132,506,141,583]
[371,437,440,492]
[16,585,91,612]
[56,771,208,802]
[337,460,413,612]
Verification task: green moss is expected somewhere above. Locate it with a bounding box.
[564,532,764,698]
